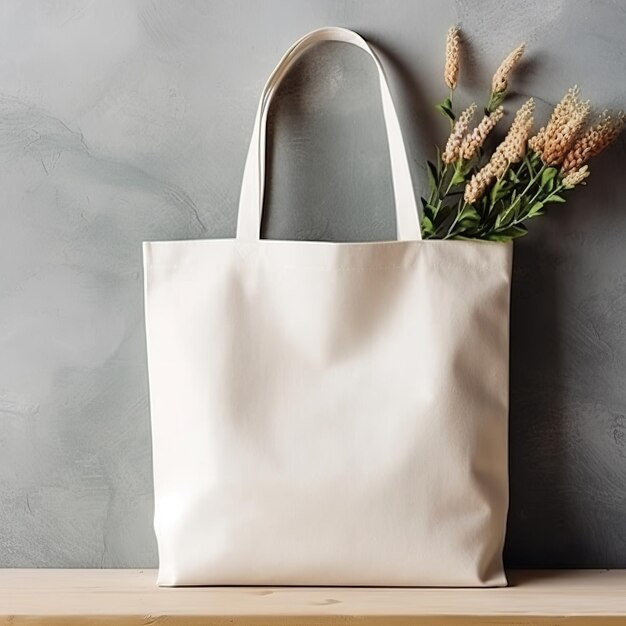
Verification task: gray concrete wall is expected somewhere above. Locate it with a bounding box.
[0,0,625,568]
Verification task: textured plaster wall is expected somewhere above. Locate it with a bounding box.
[0,0,625,567]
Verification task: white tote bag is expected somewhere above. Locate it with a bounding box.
[144,27,512,587]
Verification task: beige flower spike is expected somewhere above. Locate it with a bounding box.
[444,27,461,91]
[487,42,526,112]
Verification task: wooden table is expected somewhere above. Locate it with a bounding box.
[1,569,625,625]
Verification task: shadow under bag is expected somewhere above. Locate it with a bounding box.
[143,27,512,587]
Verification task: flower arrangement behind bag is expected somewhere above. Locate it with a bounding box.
[422,26,625,241]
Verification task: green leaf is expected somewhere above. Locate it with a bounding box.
[540,167,558,189]
[487,224,528,242]
[547,193,566,204]
[420,197,440,221]
[435,98,455,122]
[523,157,534,178]
[448,165,466,186]
[494,211,507,229]
[527,201,545,217]
[421,215,435,237]
[486,90,506,114]
[449,171,465,186]
[489,179,508,205]
[457,205,481,228]
[507,168,521,184]
[478,194,490,216]
[426,160,439,191]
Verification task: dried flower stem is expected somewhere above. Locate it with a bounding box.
[487,42,525,112]
[442,103,477,164]
[492,43,525,93]
[444,27,461,91]
[459,106,504,160]
[530,86,590,166]
[562,164,590,187]
[562,110,626,172]
[464,99,534,204]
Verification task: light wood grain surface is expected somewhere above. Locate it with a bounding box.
[1,569,625,625]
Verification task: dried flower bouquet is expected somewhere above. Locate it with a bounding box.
[422,27,625,241]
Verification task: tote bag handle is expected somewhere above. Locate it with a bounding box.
[236,27,422,242]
